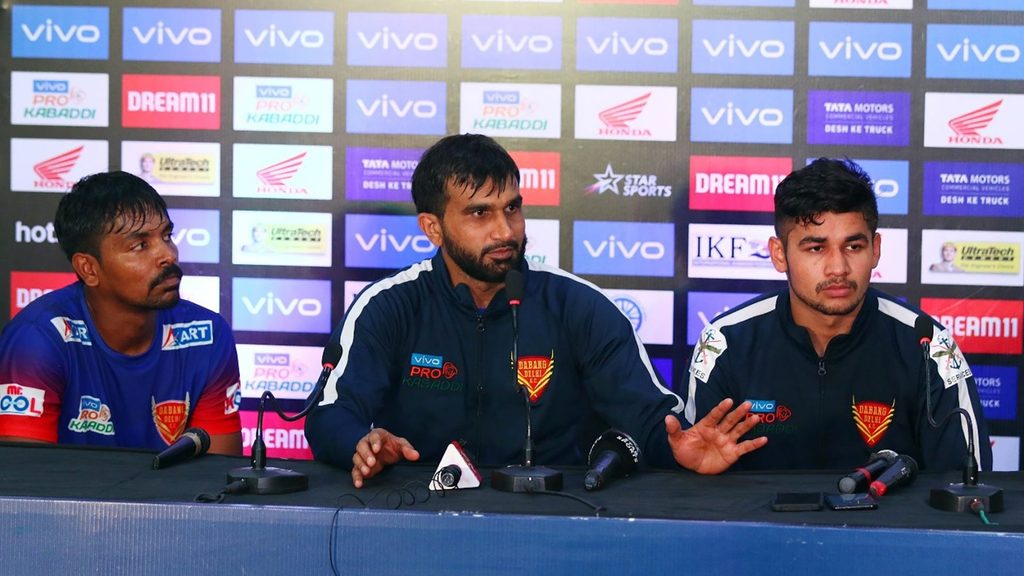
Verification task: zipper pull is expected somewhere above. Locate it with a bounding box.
[818,358,827,376]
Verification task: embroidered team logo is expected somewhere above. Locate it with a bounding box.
[929,329,972,389]
[67,395,114,436]
[690,326,727,382]
[851,396,895,447]
[152,393,190,445]
[518,352,555,403]
[50,316,92,345]
[161,320,214,351]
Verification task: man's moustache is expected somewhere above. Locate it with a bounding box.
[151,264,184,289]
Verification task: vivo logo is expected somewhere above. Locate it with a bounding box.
[484,91,519,104]
[354,229,434,253]
[22,20,101,44]
[937,40,1020,63]
[172,228,210,247]
[583,236,666,260]
[471,31,554,53]
[356,95,437,118]
[587,33,669,56]
[820,37,903,60]
[132,22,212,46]
[874,179,899,199]
[242,293,322,317]
[256,85,292,98]
[702,104,785,126]
[255,353,289,365]
[33,80,69,93]
[244,26,324,48]
[703,35,786,59]
[358,28,439,51]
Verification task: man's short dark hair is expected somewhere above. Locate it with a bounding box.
[773,158,878,242]
[54,171,169,261]
[411,134,520,217]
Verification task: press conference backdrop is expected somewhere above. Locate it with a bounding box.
[1,0,1021,466]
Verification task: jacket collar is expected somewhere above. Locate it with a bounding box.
[776,287,878,360]
[428,251,528,317]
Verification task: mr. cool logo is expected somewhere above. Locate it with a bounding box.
[0,384,45,417]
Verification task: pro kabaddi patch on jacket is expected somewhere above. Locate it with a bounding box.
[929,329,972,389]
[518,352,554,403]
[152,392,190,445]
[851,396,895,447]
[690,326,727,382]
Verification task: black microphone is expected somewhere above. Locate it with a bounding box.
[584,429,642,491]
[492,268,563,493]
[226,340,344,495]
[868,454,918,498]
[152,427,210,470]
[837,449,897,494]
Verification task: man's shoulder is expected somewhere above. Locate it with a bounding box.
[712,290,783,331]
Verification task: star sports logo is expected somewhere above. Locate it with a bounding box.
[599,92,650,134]
[587,164,623,194]
[33,146,82,184]
[948,100,1002,144]
[257,152,306,186]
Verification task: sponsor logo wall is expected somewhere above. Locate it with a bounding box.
[2,1,1020,464]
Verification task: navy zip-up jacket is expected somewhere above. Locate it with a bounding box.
[685,288,991,471]
[306,253,683,469]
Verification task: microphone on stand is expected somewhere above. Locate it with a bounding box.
[491,269,563,493]
[914,315,1003,513]
[226,341,343,495]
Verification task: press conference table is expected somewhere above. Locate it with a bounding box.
[1,443,1022,575]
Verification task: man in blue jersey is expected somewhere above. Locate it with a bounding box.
[685,158,991,471]
[0,171,242,454]
[306,134,766,487]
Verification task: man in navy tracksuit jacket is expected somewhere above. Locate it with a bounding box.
[306,134,766,487]
[685,158,991,472]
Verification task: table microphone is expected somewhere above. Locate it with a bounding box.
[492,269,563,493]
[153,427,210,470]
[869,454,918,498]
[914,315,1004,513]
[226,340,343,495]
[584,429,641,491]
[837,449,897,494]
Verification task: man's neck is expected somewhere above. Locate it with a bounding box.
[441,252,503,310]
[84,291,157,356]
[788,292,861,358]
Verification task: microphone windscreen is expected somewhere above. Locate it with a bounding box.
[321,340,343,368]
[915,315,934,344]
[505,269,524,302]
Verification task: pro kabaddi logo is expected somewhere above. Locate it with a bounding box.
[851,396,894,447]
[152,392,190,445]
[518,352,554,402]
[68,395,114,436]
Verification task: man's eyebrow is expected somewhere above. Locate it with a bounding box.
[797,233,868,246]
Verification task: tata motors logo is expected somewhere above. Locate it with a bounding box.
[346,147,420,202]
[166,208,219,264]
[233,143,332,200]
[460,83,560,139]
[922,161,1024,218]
[11,72,109,127]
[235,10,333,65]
[123,8,221,63]
[576,17,677,73]
[232,277,331,334]
[348,80,446,136]
[12,5,108,60]
[809,22,911,78]
[974,365,1017,421]
[10,271,77,318]
[689,156,789,211]
[928,25,1024,80]
[691,88,792,144]
[11,138,108,193]
[463,15,562,70]
[123,74,220,130]
[510,151,560,206]
[925,93,1024,150]
[573,221,675,277]
[692,19,794,76]
[807,90,910,147]
[920,298,1022,355]
[348,12,446,68]
[345,214,436,269]
[576,86,676,141]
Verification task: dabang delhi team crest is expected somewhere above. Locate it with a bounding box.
[518,352,554,403]
[152,392,190,445]
[851,396,895,447]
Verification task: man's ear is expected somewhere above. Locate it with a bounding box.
[71,253,101,287]
[418,213,443,248]
[769,236,788,274]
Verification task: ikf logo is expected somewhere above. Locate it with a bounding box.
[345,214,436,269]
[348,13,447,68]
[347,80,446,135]
[235,10,333,65]
[807,91,910,147]
[920,298,1022,355]
[460,83,561,139]
[232,278,331,334]
[463,15,562,70]
[576,17,678,73]
[123,8,221,62]
[166,209,219,264]
[927,25,1024,80]
[689,155,790,212]
[809,22,912,78]
[602,289,674,345]
[572,221,675,277]
[510,151,560,206]
[11,72,109,127]
[922,161,1024,219]
[234,77,334,133]
[575,85,677,141]
[844,159,909,215]
[346,147,421,202]
[685,291,759,345]
[10,271,78,318]
[924,93,1024,150]
[690,88,792,144]
[973,365,1017,421]
[13,5,108,60]
[232,143,333,200]
[11,138,108,193]
[692,19,794,76]
[122,75,219,130]
[688,223,784,281]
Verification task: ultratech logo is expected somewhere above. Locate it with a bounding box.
[921,298,1022,354]
[510,151,560,206]
[586,164,672,198]
[123,74,220,130]
[689,156,789,211]
[404,353,462,392]
[32,146,82,191]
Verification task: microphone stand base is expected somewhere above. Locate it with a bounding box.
[491,465,563,493]
[227,466,309,495]
[929,483,1004,513]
